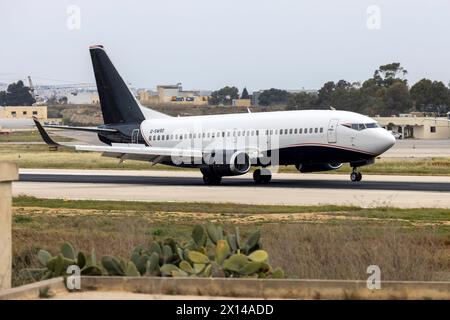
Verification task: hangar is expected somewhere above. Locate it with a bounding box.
[375,114,450,139]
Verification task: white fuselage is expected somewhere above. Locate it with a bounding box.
[139,110,395,167]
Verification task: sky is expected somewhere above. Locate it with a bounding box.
[1,0,449,92]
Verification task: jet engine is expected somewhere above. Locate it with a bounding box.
[295,162,343,173]
[201,151,251,176]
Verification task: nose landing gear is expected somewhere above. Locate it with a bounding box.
[350,169,362,182]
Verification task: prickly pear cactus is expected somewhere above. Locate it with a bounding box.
[24,224,285,282]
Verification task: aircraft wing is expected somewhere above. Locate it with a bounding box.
[76,144,203,163]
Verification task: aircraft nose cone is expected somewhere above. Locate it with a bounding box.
[384,131,396,148]
[377,130,396,154]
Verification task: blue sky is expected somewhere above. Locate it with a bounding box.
[1,0,449,91]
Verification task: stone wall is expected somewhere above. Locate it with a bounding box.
[0,162,18,290]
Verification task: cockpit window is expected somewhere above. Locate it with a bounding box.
[342,122,380,131]
[365,123,380,129]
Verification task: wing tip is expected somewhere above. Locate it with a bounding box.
[33,117,60,147]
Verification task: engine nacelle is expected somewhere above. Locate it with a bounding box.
[296,162,343,173]
[201,151,251,176]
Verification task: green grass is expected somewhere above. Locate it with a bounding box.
[13,195,358,214]
[0,131,72,143]
[2,143,450,175]
[279,158,450,176]
[13,196,450,223]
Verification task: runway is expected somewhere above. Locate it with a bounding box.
[14,169,450,208]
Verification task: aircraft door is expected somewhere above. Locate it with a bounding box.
[327,119,339,143]
[132,129,139,144]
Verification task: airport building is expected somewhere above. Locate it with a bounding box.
[375,115,450,139]
[0,105,47,120]
[232,99,251,107]
[138,83,209,105]
[67,91,100,105]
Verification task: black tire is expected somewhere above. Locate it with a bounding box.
[350,172,358,182]
[203,174,222,185]
[253,169,263,184]
[254,168,271,184]
[262,168,272,184]
[356,172,362,182]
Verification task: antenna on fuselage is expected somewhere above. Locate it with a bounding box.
[329,106,336,111]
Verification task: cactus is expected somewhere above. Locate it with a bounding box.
[192,225,207,248]
[215,239,231,265]
[149,242,162,255]
[206,223,223,244]
[162,245,173,264]
[131,252,150,275]
[87,248,97,266]
[179,260,195,274]
[25,224,285,281]
[37,250,52,266]
[226,234,238,252]
[235,227,242,249]
[271,267,285,279]
[61,242,76,260]
[77,251,86,269]
[223,254,249,273]
[125,261,140,277]
[248,250,268,263]
[81,265,102,276]
[101,256,125,276]
[244,230,261,254]
[146,252,161,276]
[160,264,180,276]
[188,250,209,264]
[239,261,262,275]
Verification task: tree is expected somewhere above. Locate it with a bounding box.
[373,63,408,87]
[410,79,449,113]
[287,92,318,110]
[317,81,336,109]
[0,80,35,106]
[209,86,239,105]
[0,91,6,106]
[241,87,249,99]
[383,81,412,115]
[258,88,290,106]
[316,80,362,112]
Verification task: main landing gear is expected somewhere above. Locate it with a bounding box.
[202,174,222,185]
[350,168,362,182]
[253,168,272,184]
[201,168,272,185]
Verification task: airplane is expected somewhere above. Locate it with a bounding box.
[33,45,395,185]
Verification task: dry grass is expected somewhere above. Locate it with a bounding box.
[11,199,450,286]
[263,224,449,281]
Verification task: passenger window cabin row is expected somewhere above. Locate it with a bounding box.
[148,127,324,141]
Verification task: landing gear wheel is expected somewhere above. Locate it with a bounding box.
[253,168,272,184]
[350,171,362,182]
[203,174,222,185]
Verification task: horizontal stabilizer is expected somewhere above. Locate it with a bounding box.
[42,124,117,133]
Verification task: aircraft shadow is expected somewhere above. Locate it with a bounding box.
[19,174,450,192]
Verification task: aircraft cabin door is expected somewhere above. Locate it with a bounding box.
[131,129,139,144]
[327,119,339,143]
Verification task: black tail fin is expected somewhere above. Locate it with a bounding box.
[89,45,145,125]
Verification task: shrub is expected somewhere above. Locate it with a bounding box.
[21,224,284,281]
